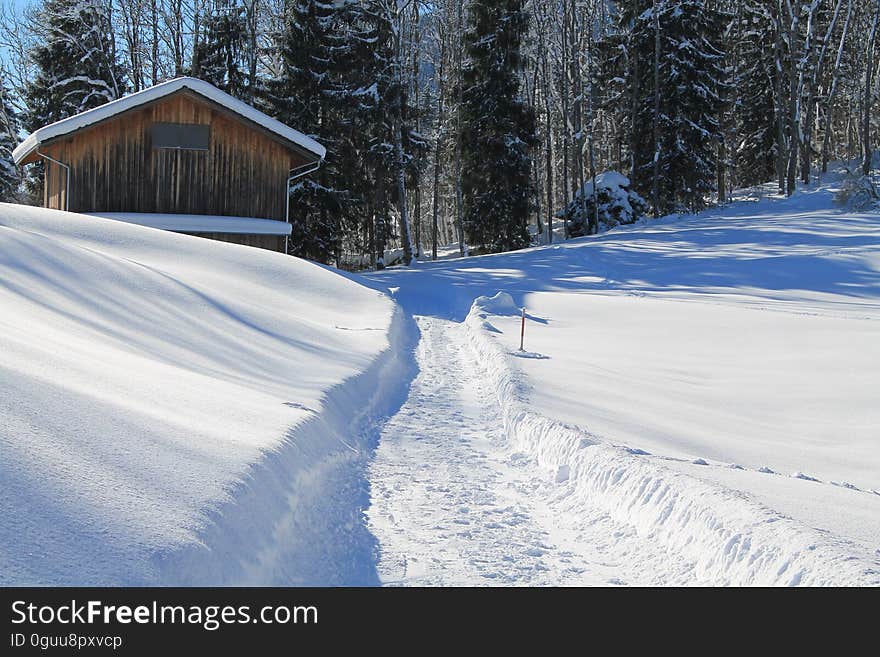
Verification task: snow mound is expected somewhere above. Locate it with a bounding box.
[0,203,409,585]
[560,170,649,237]
[578,171,632,197]
[463,293,880,586]
[471,291,519,316]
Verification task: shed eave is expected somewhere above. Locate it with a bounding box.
[12,136,40,165]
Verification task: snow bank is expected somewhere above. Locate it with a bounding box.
[463,292,879,586]
[0,204,410,585]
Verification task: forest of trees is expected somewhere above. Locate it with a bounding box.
[0,0,878,267]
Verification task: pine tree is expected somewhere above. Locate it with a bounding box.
[627,0,727,214]
[24,0,125,130]
[267,0,421,268]
[460,0,536,253]
[268,0,345,263]
[190,0,261,102]
[23,0,126,202]
[193,0,249,100]
[0,76,20,202]
[593,13,632,176]
[661,1,728,211]
[353,0,424,267]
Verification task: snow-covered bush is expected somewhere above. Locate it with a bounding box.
[834,173,879,211]
[558,171,649,237]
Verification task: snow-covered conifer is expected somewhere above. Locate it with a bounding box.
[193,0,250,100]
[460,0,536,253]
[0,76,20,202]
[24,0,125,130]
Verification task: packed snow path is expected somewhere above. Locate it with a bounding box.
[368,317,595,585]
[368,317,696,586]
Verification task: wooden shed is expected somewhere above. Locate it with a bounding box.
[12,77,326,252]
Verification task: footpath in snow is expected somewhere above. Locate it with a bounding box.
[369,317,606,585]
[366,176,880,586]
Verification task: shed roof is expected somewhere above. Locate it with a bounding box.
[89,213,293,236]
[13,77,326,165]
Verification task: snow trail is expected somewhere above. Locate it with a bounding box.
[368,317,678,586]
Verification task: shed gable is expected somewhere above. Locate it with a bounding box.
[36,91,309,221]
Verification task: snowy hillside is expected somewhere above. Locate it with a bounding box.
[0,204,409,585]
[2,174,877,587]
[366,178,880,585]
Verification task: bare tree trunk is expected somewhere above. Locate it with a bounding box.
[529,65,543,236]
[802,0,844,183]
[370,206,377,271]
[560,2,570,238]
[863,2,880,175]
[151,0,159,84]
[544,64,554,244]
[784,1,802,196]
[411,0,422,257]
[431,38,445,261]
[394,123,415,265]
[774,2,788,193]
[454,0,465,255]
[587,6,598,231]
[784,0,819,195]
[821,0,853,174]
[192,0,204,73]
[629,26,641,189]
[652,1,661,216]
[392,5,414,266]
[246,0,259,102]
[569,1,589,233]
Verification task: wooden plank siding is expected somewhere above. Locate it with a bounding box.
[180,232,285,252]
[37,90,309,223]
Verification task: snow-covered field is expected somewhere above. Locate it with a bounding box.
[2,172,877,587]
[0,204,410,585]
[367,177,880,585]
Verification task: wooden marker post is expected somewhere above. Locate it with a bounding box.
[520,307,526,351]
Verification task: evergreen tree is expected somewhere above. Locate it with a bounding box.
[733,0,779,187]
[593,14,632,176]
[193,0,249,100]
[0,76,19,202]
[268,0,421,267]
[24,0,125,131]
[613,0,727,214]
[657,1,727,212]
[353,0,424,267]
[268,0,345,263]
[460,0,536,253]
[23,0,126,202]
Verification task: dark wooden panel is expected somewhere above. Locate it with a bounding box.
[180,232,285,252]
[43,91,311,223]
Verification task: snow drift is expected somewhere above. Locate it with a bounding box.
[0,204,411,585]
[464,292,879,586]
[367,173,880,586]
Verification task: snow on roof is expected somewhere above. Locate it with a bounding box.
[12,77,326,164]
[89,212,293,236]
